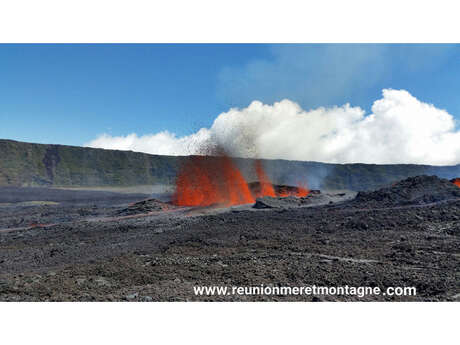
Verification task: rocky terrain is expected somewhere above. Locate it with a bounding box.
[0,175,459,301]
[2,138,460,191]
[352,175,460,207]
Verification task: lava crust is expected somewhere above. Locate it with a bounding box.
[0,176,459,301]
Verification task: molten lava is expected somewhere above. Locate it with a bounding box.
[452,178,460,188]
[254,160,309,197]
[255,160,276,197]
[277,181,310,197]
[173,156,255,206]
[174,156,310,207]
[294,181,310,197]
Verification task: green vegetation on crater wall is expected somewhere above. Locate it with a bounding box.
[0,139,459,191]
[0,140,49,186]
[0,139,180,187]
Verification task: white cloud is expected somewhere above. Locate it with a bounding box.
[85,89,460,165]
[85,129,211,156]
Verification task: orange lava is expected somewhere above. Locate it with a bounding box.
[452,178,460,188]
[277,181,310,197]
[295,181,310,197]
[29,223,50,228]
[255,160,276,197]
[174,156,310,207]
[173,156,255,206]
[255,160,309,197]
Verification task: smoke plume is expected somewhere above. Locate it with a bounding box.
[85,89,460,165]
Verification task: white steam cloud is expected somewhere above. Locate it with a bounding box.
[85,89,460,165]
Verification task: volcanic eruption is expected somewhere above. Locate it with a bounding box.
[451,178,460,188]
[173,155,310,207]
[173,155,255,207]
[253,160,310,198]
[254,160,276,198]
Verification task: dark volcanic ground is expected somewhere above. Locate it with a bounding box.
[0,177,459,301]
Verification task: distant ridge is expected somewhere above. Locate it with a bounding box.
[0,139,181,187]
[1,139,459,191]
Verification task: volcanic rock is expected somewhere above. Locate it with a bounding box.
[253,196,302,209]
[248,182,314,197]
[116,198,175,216]
[353,175,460,207]
[1,175,459,301]
[253,190,353,209]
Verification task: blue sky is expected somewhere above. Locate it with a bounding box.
[1,44,459,146]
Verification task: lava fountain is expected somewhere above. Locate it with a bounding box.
[254,160,309,197]
[254,160,276,197]
[173,156,310,207]
[173,156,255,206]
